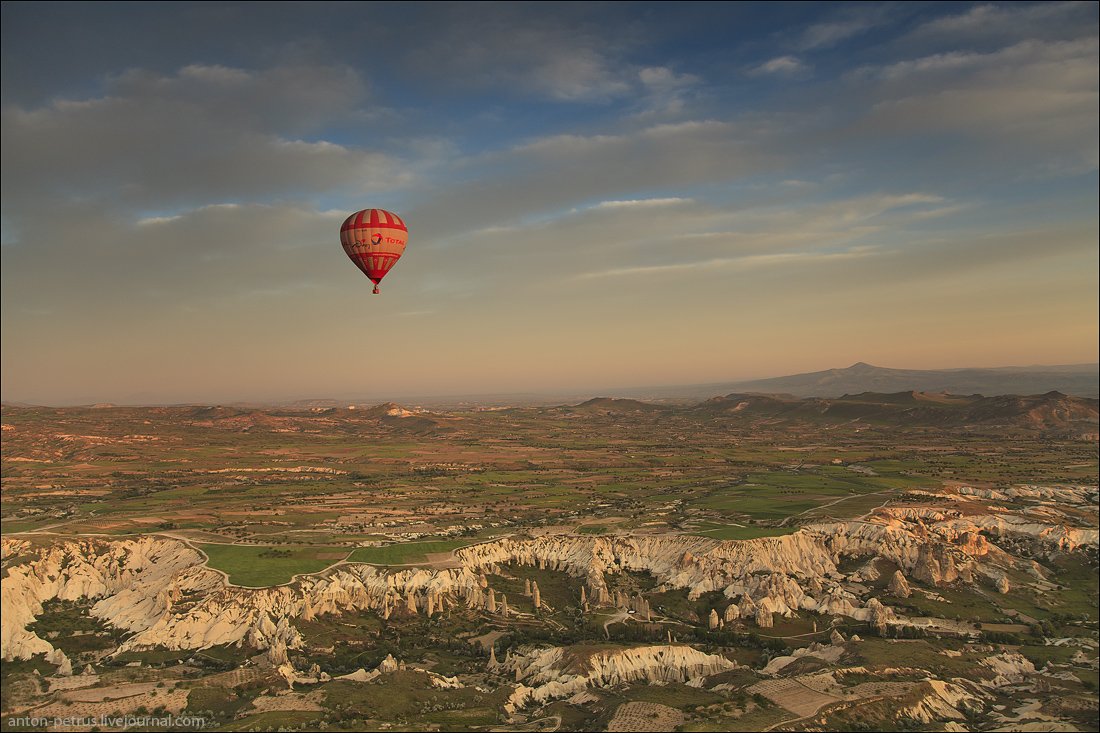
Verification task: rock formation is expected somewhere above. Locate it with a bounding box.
[888,570,912,598]
[3,503,1094,663]
[755,607,773,628]
[502,645,736,713]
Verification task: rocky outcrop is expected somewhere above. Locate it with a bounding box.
[455,533,838,605]
[2,537,487,661]
[332,653,405,685]
[979,653,1037,688]
[911,544,959,586]
[864,598,892,634]
[935,514,1098,554]
[900,680,984,722]
[4,500,1093,663]
[761,643,845,675]
[888,570,912,598]
[502,645,736,713]
[278,661,331,687]
[755,607,773,628]
[2,537,218,661]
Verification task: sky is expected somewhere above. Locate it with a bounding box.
[2,1,1097,405]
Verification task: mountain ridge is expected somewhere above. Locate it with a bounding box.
[700,362,1099,399]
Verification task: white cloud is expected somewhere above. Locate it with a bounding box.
[2,201,347,314]
[750,56,809,77]
[136,215,183,226]
[591,198,691,210]
[638,66,699,90]
[852,37,1099,171]
[404,8,638,103]
[909,1,1096,45]
[0,62,402,211]
[576,248,877,280]
[794,5,891,51]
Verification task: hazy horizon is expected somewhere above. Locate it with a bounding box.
[3,3,1097,405]
[4,358,1098,408]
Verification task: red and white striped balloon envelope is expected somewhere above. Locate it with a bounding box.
[340,208,408,294]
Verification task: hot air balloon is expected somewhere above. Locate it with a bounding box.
[340,208,408,294]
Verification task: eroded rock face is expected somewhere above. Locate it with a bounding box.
[455,533,840,603]
[2,537,218,661]
[755,607,774,629]
[1,538,485,660]
[979,653,1037,688]
[3,502,1094,662]
[901,680,984,722]
[888,570,912,598]
[502,645,736,713]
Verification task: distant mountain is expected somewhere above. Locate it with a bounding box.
[696,390,1098,432]
[710,362,1099,399]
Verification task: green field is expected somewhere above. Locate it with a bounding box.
[198,544,347,586]
[578,523,615,534]
[4,400,1094,543]
[690,525,799,540]
[347,539,476,565]
[689,466,925,521]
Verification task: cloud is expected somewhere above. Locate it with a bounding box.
[401,6,638,102]
[415,190,963,298]
[638,67,699,90]
[1,201,346,315]
[576,248,876,280]
[908,1,1097,46]
[397,8,706,111]
[591,198,691,210]
[749,56,809,77]
[794,5,891,51]
[574,213,1096,290]
[800,20,873,50]
[851,37,1099,171]
[408,119,780,244]
[0,62,402,212]
[632,65,703,117]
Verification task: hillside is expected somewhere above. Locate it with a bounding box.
[696,390,1098,432]
[709,362,1099,398]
